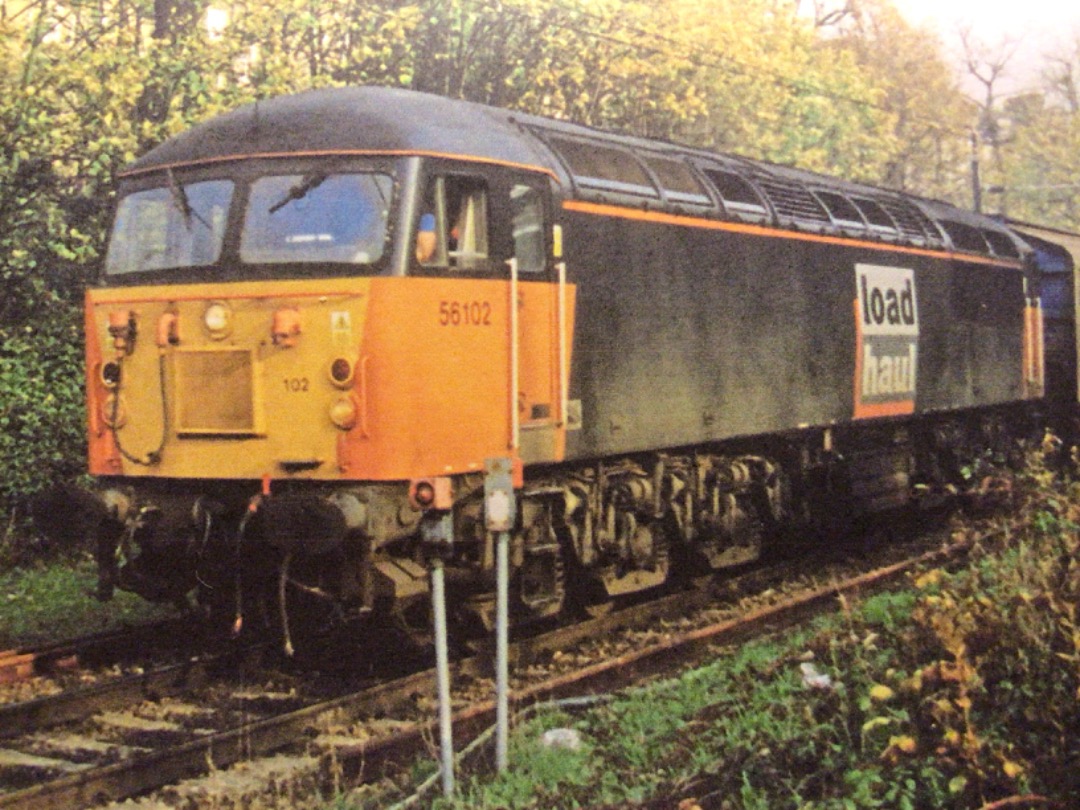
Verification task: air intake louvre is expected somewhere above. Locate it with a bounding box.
[754,178,831,226]
[174,349,262,435]
[877,199,939,244]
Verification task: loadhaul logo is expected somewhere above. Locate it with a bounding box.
[854,264,918,418]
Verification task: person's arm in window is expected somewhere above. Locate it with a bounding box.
[416,212,436,263]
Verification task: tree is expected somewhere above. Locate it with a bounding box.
[957,26,1022,214]
[6,0,1078,535]
[995,37,1080,229]
[0,0,250,521]
[823,0,974,202]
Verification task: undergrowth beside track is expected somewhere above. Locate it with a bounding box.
[1,449,1077,808]
[364,450,1079,810]
[0,556,174,648]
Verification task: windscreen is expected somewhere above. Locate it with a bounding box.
[105,169,394,276]
[105,179,233,275]
[241,173,392,265]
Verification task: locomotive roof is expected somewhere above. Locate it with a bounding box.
[125,86,558,175]
[125,86,1027,262]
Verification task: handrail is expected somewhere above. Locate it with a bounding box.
[508,258,520,452]
[557,261,568,427]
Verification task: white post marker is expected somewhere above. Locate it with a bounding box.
[421,509,456,797]
[485,457,516,771]
[432,555,454,796]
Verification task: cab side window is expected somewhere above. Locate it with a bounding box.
[416,175,489,271]
[511,183,545,273]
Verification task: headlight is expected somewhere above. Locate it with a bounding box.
[203,301,232,338]
[329,357,354,388]
[100,361,122,389]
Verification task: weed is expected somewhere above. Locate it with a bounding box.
[0,556,173,647]
[344,450,1080,808]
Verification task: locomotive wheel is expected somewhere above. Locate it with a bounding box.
[565,563,616,620]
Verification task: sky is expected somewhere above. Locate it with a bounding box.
[890,0,1080,95]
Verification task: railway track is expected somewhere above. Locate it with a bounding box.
[0,524,972,810]
[0,616,230,686]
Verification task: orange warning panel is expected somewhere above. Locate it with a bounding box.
[339,276,575,480]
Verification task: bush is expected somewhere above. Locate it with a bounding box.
[0,305,86,552]
[419,451,1080,809]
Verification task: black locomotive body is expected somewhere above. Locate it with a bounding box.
[561,203,1027,460]
[55,87,1063,635]
[1011,222,1080,417]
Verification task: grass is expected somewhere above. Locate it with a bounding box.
[2,454,1077,808]
[0,554,175,649]
[344,455,1080,810]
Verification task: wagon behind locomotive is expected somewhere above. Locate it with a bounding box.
[1010,222,1080,418]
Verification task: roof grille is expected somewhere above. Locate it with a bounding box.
[754,178,831,226]
[877,199,939,243]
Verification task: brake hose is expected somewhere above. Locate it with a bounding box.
[108,352,168,466]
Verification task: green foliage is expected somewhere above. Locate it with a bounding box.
[0,311,86,544]
[0,0,1072,542]
[392,453,1080,809]
[891,455,1080,805]
[0,556,172,646]
[440,713,596,809]
[0,0,258,535]
[1001,95,1080,230]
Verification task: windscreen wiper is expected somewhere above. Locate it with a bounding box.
[269,172,328,214]
[166,168,211,230]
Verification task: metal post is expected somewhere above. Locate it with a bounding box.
[484,457,516,773]
[495,528,510,770]
[431,556,455,796]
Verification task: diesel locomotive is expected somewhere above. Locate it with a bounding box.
[48,86,1068,641]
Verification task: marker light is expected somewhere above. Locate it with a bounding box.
[329,357,354,388]
[413,481,436,507]
[329,396,358,430]
[108,310,137,354]
[203,301,232,339]
[157,311,180,347]
[100,361,122,389]
[409,477,453,510]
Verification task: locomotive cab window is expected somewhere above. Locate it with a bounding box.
[106,178,233,275]
[416,175,490,271]
[511,183,546,273]
[240,172,392,265]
